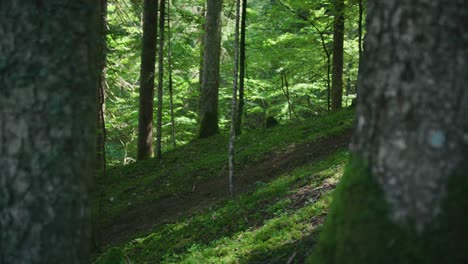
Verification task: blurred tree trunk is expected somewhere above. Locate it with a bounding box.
[310,0,468,263]
[198,0,223,138]
[331,0,344,110]
[235,0,248,135]
[156,0,166,159]
[0,0,99,262]
[137,0,158,160]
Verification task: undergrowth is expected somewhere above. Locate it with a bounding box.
[95,109,353,225]
[95,151,349,263]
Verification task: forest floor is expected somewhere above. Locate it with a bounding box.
[102,131,351,246]
[94,109,354,263]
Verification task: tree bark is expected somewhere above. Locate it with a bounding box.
[97,0,108,175]
[358,0,363,60]
[156,0,166,159]
[351,0,468,231]
[229,0,241,197]
[0,1,99,262]
[331,0,344,110]
[310,0,468,263]
[198,6,206,96]
[235,0,247,136]
[137,0,158,160]
[168,0,176,148]
[198,0,223,138]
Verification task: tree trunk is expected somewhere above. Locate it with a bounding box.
[312,24,331,111]
[168,0,176,148]
[0,1,99,262]
[331,0,344,110]
[198,6,206,96]
[358,0,363,60]
[235,0,247,136]
[229,0,241,197]
[310,1,468,263]
[94,0,108,251]
[198,0,223,138]
[97,0,108,175]
[156,0,166,160]
[281,70,298,120]
[137,0,158,160]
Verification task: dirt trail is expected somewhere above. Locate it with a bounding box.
[99,131,351,247]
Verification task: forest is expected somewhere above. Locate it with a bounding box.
[1,0,467,263]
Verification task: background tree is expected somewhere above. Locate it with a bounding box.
[0,0,100,262]
[331,0,344,110]
[97,0,108,174]
[198,0,224,138]
[167,0,177,148]
[229,0,241,197]
[156,0,166,159]
[357,0,364,59]
[137,0,158,160]
[235,0,248,135]
[309,0,468,262]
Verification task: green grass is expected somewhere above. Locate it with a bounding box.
[95,109,354,225]
[95,151,349,263]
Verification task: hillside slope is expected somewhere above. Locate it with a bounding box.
[94,110,354,262]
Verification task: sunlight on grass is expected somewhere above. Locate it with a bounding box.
[95,151,349,263]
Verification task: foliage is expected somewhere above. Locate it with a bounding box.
[104,0,363,164]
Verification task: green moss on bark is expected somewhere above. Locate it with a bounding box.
[308,157,468,264]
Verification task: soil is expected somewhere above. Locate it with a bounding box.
[98,130,351,247]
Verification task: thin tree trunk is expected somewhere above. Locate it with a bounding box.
[97,0,108,175]
[229,0,241,197]
[358,0,363,60]
[0,1,100,262]
[199,0,223,138]
[331,0,345,110]
[326,51,331,110]
[235,0,247,135]
[137,0,158,160]
[284,71,299,120]
[156,0,166,159]
[168,0,176,148]
[280,70,298,120]
[312,23,332,111]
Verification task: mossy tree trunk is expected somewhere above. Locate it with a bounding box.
[198,0,223,138]
[330,0,344,110]
[0,1,99,262]
[310,0,468,263]
[137,0,158,160]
